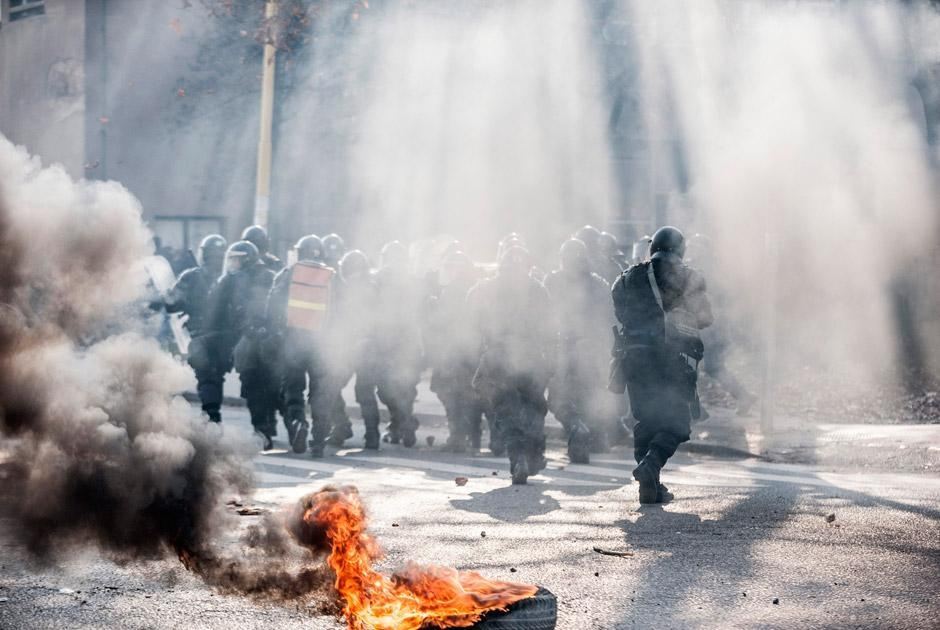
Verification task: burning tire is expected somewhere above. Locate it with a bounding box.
[473,587,557,630]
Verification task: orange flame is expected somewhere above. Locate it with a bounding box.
[296,486,538,630]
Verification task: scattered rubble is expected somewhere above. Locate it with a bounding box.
[826,514,836,523]
[592,547,633,558]
[455,476,469,486]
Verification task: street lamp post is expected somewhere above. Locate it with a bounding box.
[253,0,278,229]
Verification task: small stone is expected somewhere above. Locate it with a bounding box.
[480,531,487,538]
[58,588,75,595]
[743,592,747,597]
[594,572,600,577]
[509,567,517,573]
[391,523,400,527]
[0,597,8,603]
[492,471,498,476]
[772,598,779,605]
[825,514,836,523]
[455,476,469,486]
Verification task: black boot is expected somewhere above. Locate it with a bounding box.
[327,421,354,447]
[567,422,591,464]
[633,450,665,505]
[401,415,418,448]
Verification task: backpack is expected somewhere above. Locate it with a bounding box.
[286,262,333,332]
[645,264,704,362]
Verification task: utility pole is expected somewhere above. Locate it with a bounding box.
[253,0,278,229]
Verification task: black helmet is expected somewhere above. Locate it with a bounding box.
[574,225,601,249]
[650,226,686,259]
[294,234,324,263]
[198,234,227,268]
[598,231,620,256]
[559,238,588,272]
[241,225,270,254]
[380,240,408,269]
[224,240,259,273]
[322,233,346,260]
[339,249,371,281]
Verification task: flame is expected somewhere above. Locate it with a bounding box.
[295,486,538,630]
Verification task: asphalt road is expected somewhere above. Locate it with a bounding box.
[1,405,938,630]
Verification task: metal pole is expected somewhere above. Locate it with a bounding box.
[253,0,278,229]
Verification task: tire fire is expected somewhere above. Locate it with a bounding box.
[291,485,538,630]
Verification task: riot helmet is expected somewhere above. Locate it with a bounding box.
[598,231,620,257]
[380,240,408,270]
[224,240,259,274]
[198,234,227,273]
[241,225,270,254]
[574,225,601,250]
[339,249,371,282]
[294,234,325,264]
[496,233,526,262]
[649,226,686,259]
[322,233,346,263]
[559,238,588,273]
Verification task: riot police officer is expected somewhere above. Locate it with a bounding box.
[332,249,383,449]
[597,231,626,283]
[426,251,486,453]
[372,241,423,447]
[611,226,713,504]
[242,225,284,273]
[166,234,227,422]
[266,235,337,457]
[544,238,616,464]
[205,240,278,448]
[469,245,553,484]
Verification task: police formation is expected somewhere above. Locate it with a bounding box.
[162,223,742,505]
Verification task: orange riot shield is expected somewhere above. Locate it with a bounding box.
[287,262,333,332]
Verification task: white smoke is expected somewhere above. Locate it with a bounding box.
[625,0,940,383]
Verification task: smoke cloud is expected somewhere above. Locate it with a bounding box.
[624,0,940,387]
[0,134,334,606]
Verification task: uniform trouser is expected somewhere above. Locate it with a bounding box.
[188,334,231,422]
[480,372,546,468]
[375,369,419,436]
[351,361,381,435]
[626,369,693,467]
[432,363,479,443]
[239,367,278,435]
[233,335,278,436]
[283,343,335,448]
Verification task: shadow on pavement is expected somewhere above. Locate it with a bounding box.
[449,483,562,522]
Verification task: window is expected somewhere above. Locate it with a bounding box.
[151,216,226,253]
[9,0,45,22]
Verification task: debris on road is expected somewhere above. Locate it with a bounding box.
[826,513,836,523]
[592,546,633,558]
[455,476,469,486]
[510,567,517,573]
[481,531,487,538]
[235,507,266,516]
[391,522,400,527]
[773,598,780,605]
[58,588,75,595]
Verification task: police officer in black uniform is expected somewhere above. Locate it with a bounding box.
[373,241,422,447]
[166,234,227,422]
[426,250,485,453]
[611,226,713,504]
[242,225,284,273]
[469,245,554,485]
[267,235,338,457]
[545,238,616,464]
[205,240,278,449]
[322,233,346,270]
[332,249,383,449]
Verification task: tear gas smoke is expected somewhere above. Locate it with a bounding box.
[625,0,940,387]
[0,134,333,606]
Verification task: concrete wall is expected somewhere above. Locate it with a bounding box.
[0,0,87,177]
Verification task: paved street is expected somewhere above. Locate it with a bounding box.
[2,397,938,630]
